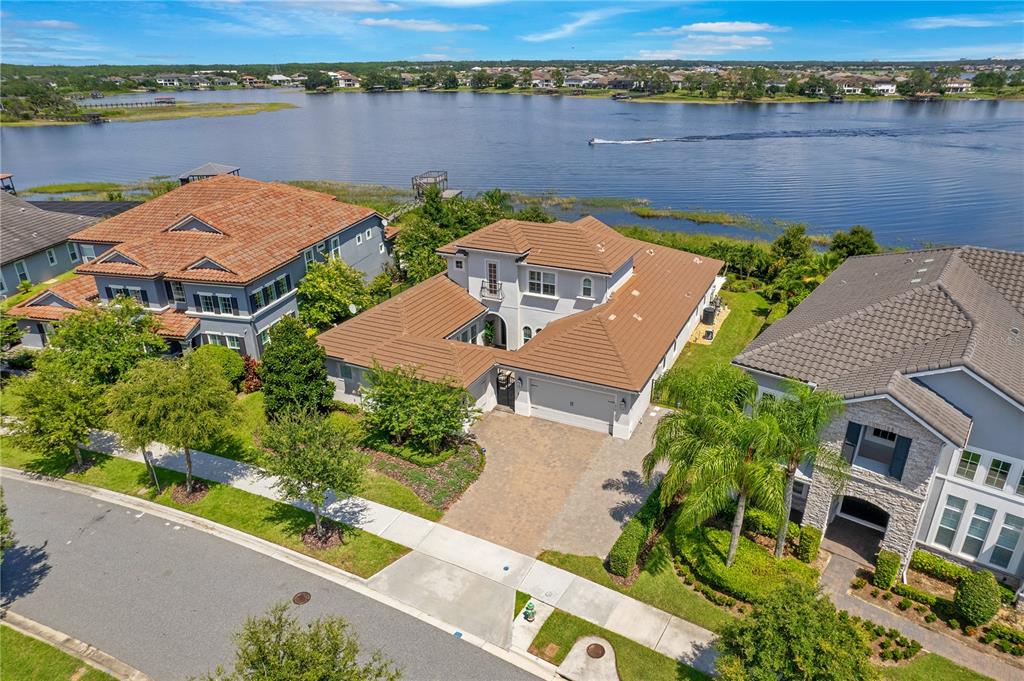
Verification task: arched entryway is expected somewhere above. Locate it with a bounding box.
[823,496,890,565]
[483,313,507,349]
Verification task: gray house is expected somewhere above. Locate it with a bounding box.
[1,193,99,297]
[734,247,1024,599]
[10,175,392,357]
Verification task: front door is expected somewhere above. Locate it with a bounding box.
[496,370,516,410]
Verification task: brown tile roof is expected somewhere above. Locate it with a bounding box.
[505,242,724,391]
[317,275,499,386]
[320,218,724,393]
[155,310,199,340]
[437,216,640,274]
[72,175,377,284]
[734,246,1024,446]
[7,276,99,321]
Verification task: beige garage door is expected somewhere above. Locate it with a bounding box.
[530,378,614,434]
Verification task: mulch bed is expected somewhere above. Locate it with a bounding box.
[364,442,484,511]
[170,481,209,504]
[66,459,97,475]
[300,521,349,551]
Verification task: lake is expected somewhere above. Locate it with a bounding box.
[2,88,1023,249]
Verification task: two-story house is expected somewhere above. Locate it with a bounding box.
[734,247,1024,597]
[318,216,724,439]
[9,174,392,358]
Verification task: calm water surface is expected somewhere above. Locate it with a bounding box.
[2,89,1022,249]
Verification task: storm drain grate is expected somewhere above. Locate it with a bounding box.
[586,644,605,659]
[292,591,311,605]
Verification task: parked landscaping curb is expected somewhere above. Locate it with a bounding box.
[1,610,153,681]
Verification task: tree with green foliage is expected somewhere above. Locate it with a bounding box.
[197,602,401,681]
[972,71,1007,90]
[362,363,476,455]
[761,381,847,558]
[106,358,178,491]
[551,68,565,88]
[298,259,376,330]
[469,70,492,89]
[10,353,107,469]
[717,581,873,681]
[643,364,784,566]
[829,225,880,259]
[303,71,333,91]
[0,312,24,351]
[769,224,812,270]
[260,410,365,539]
[495,73,516,89]
[258,317,333,419]
[440,71,459,90]
[649,71,672,94]
[48,297,166,385]
[518,68,533,87]
[0,487,14,565]
[190,344,245,389]
[897,68,933,96]
[417,72,437,88]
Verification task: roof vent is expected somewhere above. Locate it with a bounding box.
[917,268,928,273]
[646,248,655,256]
[632,313,643,321]
[905,257,914,264]
[1012,327,1020,336]
[596,244,606,253]
[631,289,640,296]
[924,258,935,263]
[693,256,703,264]
[685,291,692,297]
[910,278,922,283]
[608,314,617,320]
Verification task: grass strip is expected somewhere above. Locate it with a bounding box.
[529,609,710,681]
[875,653,995,680]
[1,439,408,578]
[1,625,116,681]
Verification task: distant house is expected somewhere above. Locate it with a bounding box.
[155,73,187,87]
[213,77,237,86]
[241,75,266,88]
[104,76,126,85]
[184,76,210,90]
[530,69,554,88]
[289,73,308,85]
[944,79,972,94]
[266,74,292,86]
[607,74,637,90]
[178,162,241,186]
[328,70,360,88]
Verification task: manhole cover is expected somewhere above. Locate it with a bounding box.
[292,591,311,605]
[586,643,605,659]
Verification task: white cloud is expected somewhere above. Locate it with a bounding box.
[359,17,486,32]
[520,7,629,43]
[13,19,80,30]
[632,34,773,59]
[906,12,1024,29]
[644,21,788,35]
[416,53,451,59]
[891,43,1024,60]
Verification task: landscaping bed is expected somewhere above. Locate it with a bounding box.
[1,624,115,681]
[365,440,484,513]
[528,610,710,681]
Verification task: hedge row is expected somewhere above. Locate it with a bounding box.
[987,622,1024,645]
[607,484,663,577]
[891,583,937,607]
[909,549,971,584]
[795,525,822,563]
[873,550,901,589]
[742,507,799,542]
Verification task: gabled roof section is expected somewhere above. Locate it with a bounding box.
[1,192,99,264]
[96,249,142,266]
[437,216,640,274]
[187,256,232,273]
[7,276,99,321]
[734,246,1024,446]
[167,215,223,234]
[178,162,240,181]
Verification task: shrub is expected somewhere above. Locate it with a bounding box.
[892,583,937,606]
[998,582,1016,605]
[743,507,799,541]
[909,549,970,584]
[882,591,893,601]
[924,613,937,623]
[873,550,901,589]
[259,317,333,418]
[676,526,818,604]
[795,525,822,563]
[241,355,262,393]
[5,349,35,370]
[607,485,663,577]
[897,598,912,611]
[851,578,867,590]
[190,344,245,388]
[870,588,880,598]
[879,639,891,650]
[949,619,960,630]
[998,640,1013,654]
[989,622,1024,645]
[954,570,1001,626]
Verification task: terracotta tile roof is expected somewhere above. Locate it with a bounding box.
[317,275,499,387]
[505,243,724,391]
[7,275,99,321]
[320,218,724,393]
[72,175,377,284]
[734,246,1024,446]
[155,310,199,340]
[437,216,640,274]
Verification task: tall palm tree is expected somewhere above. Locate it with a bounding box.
[763,381,848,558]
[644,364,785,567]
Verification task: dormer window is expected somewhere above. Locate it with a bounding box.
[581,277,593,298]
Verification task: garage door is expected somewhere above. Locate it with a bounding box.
[530,378,614,434]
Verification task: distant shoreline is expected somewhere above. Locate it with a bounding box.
[0,101,296,127]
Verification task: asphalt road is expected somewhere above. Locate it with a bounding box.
[1,476,539,681]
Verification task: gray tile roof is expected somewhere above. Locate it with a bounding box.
[29,200,141,219]
[1,192,99,264]
[178,162,240,180]
[735,247,1024,446]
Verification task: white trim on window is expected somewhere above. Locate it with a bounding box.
[46,248,57,266]
[365,228,373,240]
[580,277,593,298]
[80,244,96,262]
[170,280,186,304]
[379,242,386,254]
[14,260,29,283]
[303,248,315,271]
[527,269,556,297]
[356,233,363,246]
[67,242,80,262]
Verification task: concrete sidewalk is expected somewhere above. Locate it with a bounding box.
[85,432,719,674]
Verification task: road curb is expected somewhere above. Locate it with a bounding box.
[1,610,153,681]
[0,468,558,680]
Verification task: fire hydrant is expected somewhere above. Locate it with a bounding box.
[524,601,535,622]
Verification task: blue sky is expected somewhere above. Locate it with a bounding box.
[2,1,1023,65]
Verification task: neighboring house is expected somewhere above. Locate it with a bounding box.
[0,193,100,297]
[328,71,360,88]
[266,74,292,86]
[944,79,973,94]
[213,77,237,87]
[179,162,241,185]
[318,216,724,439]
[530,70,554,88]
[28,200,142,218]
[734,247,1024,597]
[155,73,187,87]
[9,175,392,358]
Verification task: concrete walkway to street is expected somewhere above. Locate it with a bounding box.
[83,432,720,674]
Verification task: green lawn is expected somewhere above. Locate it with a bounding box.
[876,653,995,681]
[529,610,711,681]
[668,290,773,375]
[1,270,77,310]
[0,439,408,578]
[1,626,115,681]
[538,546,735,633]
[515,590,531,619]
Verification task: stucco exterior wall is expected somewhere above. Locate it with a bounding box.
[1,241,81,294]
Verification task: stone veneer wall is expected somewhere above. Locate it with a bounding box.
[803,397,947,566]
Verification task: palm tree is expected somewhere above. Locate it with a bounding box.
[643,364,785,567]
[763,381,847,558]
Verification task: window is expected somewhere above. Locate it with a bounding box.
[0,273,6,293]
[365,229,373,240]
[454,260,464,270]
[581,277,593,298]
[199,294,216,313]
[470,324,477,343]
[935,495,966,549]
[170,281,186,304]
[250,275,292,312]
[317,241,327,254]
[14,260,29,283]
[216,294,236,315]
[962,504,995,558]
[793,481,806,497]
[535,327,542,336]
[225,336,240,350]
[991,514,1024,568]
[81,244,96,262]
[528,270,555,296]
[379,243,385,254]
[872,427,897,442]
[46,249,57,266]
[1017,471,1024,497]
[340,363,353,380]
[956,451,981,480]
[303,248,315,271]
[329,237,341,259]
[985,459,1012,489]
[67,242,80,261]
[356,234,363,245]
[523,327,532,342]
[204,333,241,351]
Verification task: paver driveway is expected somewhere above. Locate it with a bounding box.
[442,408,665,557]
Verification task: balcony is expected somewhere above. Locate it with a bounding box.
[480,281,503,300]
